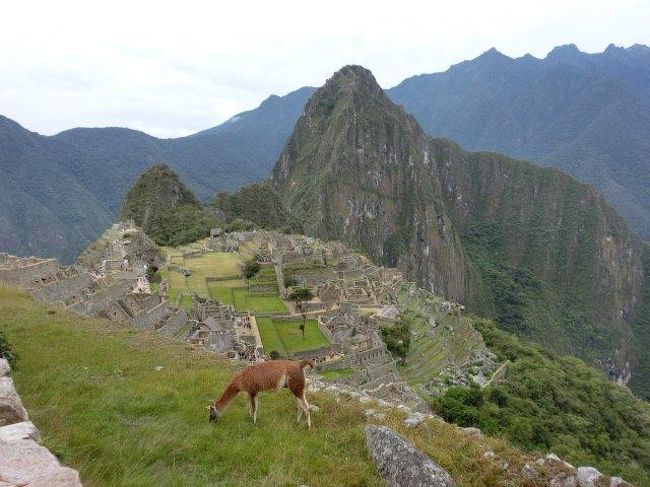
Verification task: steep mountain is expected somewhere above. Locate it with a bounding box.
[121,164,216,247]
[387,44,650,237]
[0,87,315,262]
[272,65,648,394]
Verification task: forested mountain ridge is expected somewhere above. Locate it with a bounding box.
[271,65,649,396]
[387,43,650,237]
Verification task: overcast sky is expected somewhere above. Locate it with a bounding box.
[1,0,649,138]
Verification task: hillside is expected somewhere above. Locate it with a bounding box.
[271,65,648,395]
[0,87,314,262]
[387,44,650,237]
[1,286,587,487]
[120,164,216,247]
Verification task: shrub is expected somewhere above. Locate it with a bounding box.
[380,318,411,360]
[243,259,261,279]
[0,330,17,366]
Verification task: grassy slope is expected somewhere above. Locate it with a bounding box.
[1,286,552,487]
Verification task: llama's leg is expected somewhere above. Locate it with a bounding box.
[247,394,254,417]
[252,394,259,424]
[296,397,303,423]
[300,393,311,429]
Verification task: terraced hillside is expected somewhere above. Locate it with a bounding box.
[2,286,574,487]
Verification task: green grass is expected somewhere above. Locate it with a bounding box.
[164,252,242,299]
[0,286,575,487]
[257,318,330,354]
[232,289,288,314]
[319,368,355,380]
[207,279,243,306]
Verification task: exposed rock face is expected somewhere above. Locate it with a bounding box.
[0,358,82,486]
[272,64,647,383]
[272,65,467,302]
[0,376,28,427]
[365,425,456,487]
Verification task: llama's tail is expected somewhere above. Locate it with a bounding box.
[299,359,315,370]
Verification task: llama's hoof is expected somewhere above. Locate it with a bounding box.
[309,404,320,412]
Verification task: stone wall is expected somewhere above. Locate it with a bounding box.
[0,358,82,486]
[31,274,94,304]
[131,300,170,331]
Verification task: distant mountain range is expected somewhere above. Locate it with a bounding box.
[0,87,314,262]
[1,43,649,263]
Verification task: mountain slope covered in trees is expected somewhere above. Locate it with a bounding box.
[272,65,649,396]
[387,43,650,237]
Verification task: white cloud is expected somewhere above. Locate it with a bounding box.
[1,0,649,137]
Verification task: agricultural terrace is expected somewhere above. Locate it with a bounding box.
[256,318,330,355]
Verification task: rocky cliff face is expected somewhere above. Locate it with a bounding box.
[272,65,647,390]
[272,66,468,301]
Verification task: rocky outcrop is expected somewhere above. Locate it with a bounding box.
[0,359,81,486]
[365,425,456,487]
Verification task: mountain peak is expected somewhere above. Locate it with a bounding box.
[326,65,381,93]
[547,43,583,61]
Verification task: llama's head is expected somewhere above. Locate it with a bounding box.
[207,401,220,423]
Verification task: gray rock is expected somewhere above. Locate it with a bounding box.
[404,412,426,427]
[461,427,481,438]
[0,421,41,443]
[0,376,28,426]
[610,477,630,487]
[577,467,602,487]
[550,476,577,487]
[0,359,10,377]
[23,467,82,487]
[365,425,456,487]
[0,439,62,485]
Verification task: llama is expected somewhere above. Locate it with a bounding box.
[208,359,315,428]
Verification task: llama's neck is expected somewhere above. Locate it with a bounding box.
[215,381,240,412]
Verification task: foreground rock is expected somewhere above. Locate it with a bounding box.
[0,358,81,486]
[365,425,456,487]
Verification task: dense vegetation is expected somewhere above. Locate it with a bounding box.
[629,244,650,399]
[121,164,217,247]
[380,318,411,361]
[388,44,650,237]
[213,182,301,233]
[434,320,650,484]
[0,328,17,365]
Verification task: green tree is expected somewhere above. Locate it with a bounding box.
[243,259,261,279]
[288,287,314,339]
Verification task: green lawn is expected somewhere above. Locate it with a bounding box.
[163,252,242,300]
[256,318,330,354]
[319,368,355,380]
[207,279,243,306]
[232,289,287,314]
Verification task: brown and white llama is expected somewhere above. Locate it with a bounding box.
[208,359,315,428]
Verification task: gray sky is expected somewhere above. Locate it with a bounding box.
[1,0,649,138]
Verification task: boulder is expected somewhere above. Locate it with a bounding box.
[609,477,630,487]
[0,377,28,426]
[23,467,82,487]
[0,359,9,377]
[0,421,40,443]
[365,425,456,487]
[576,467,602,487]
[0,439,62,485]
